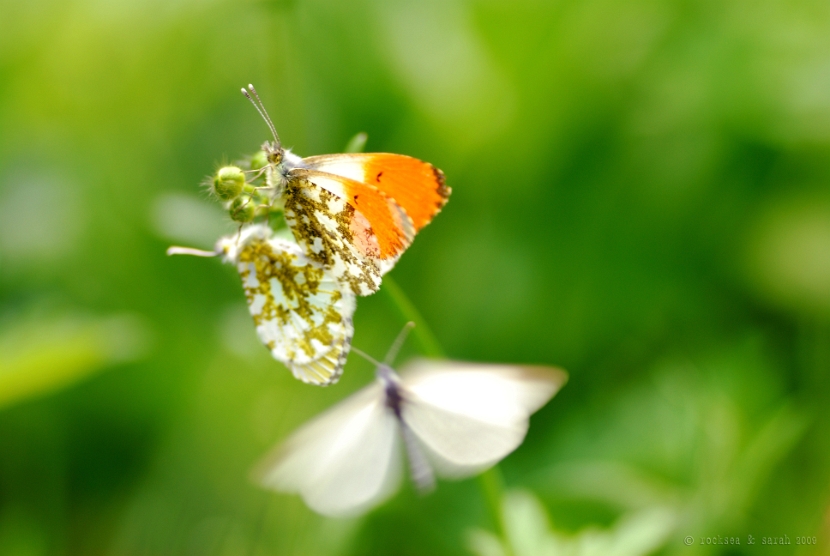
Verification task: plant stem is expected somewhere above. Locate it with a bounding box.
[479,467,510,545]
[381,276,511,553]
[381,276,444,359]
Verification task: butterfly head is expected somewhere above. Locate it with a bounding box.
[262,140,284,166]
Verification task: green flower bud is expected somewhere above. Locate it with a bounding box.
[249,150,268,171]
[212,166,246,201]
[229,196,256,223]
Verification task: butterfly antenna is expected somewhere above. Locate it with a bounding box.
[384,322,415,366]
[241,84,281,148]
[166,246,218,257]
[351,347,382,368]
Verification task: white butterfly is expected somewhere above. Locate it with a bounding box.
[253,337,567,517]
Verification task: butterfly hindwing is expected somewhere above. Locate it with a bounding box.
[219,225,355,385]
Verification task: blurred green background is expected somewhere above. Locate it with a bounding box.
[2,0,830,554]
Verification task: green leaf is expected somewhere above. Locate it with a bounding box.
[0,314,150,410]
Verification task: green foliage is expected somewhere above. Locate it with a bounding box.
[0,314,149,410]
[1,0,829,554]
[467,490,676,556]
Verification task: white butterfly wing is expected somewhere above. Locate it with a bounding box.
[399,360,567,478]
[254,382,403,517]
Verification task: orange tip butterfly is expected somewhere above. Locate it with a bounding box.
[241,84,451,296]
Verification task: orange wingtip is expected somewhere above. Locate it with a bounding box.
[304,153,451,231]
[362,154,450,231]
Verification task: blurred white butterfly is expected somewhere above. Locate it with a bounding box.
[253,326,568,517]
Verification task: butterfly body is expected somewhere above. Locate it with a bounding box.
[260,141,304,198]
[378,363,405,417]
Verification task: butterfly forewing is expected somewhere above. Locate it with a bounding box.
[403,362,566,423]
[222,225,355,385]
[399,361,567,477]
[302,153,450,231]
[283,169,414,295]
[255,383,403,517]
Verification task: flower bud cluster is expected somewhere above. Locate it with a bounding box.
[207,150,277,224]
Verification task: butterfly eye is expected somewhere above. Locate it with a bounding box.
[267,148,283,165]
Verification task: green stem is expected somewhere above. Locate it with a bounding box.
[381,276,444,359]
[479,468,510,546]
[381,276,511,552]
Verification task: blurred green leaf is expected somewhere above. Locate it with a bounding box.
[343,131,368,154]
[745,194,830,317]
[0,314,150,410]
[467,490,676,556]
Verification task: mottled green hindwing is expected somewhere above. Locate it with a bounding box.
[217,225,355,385]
